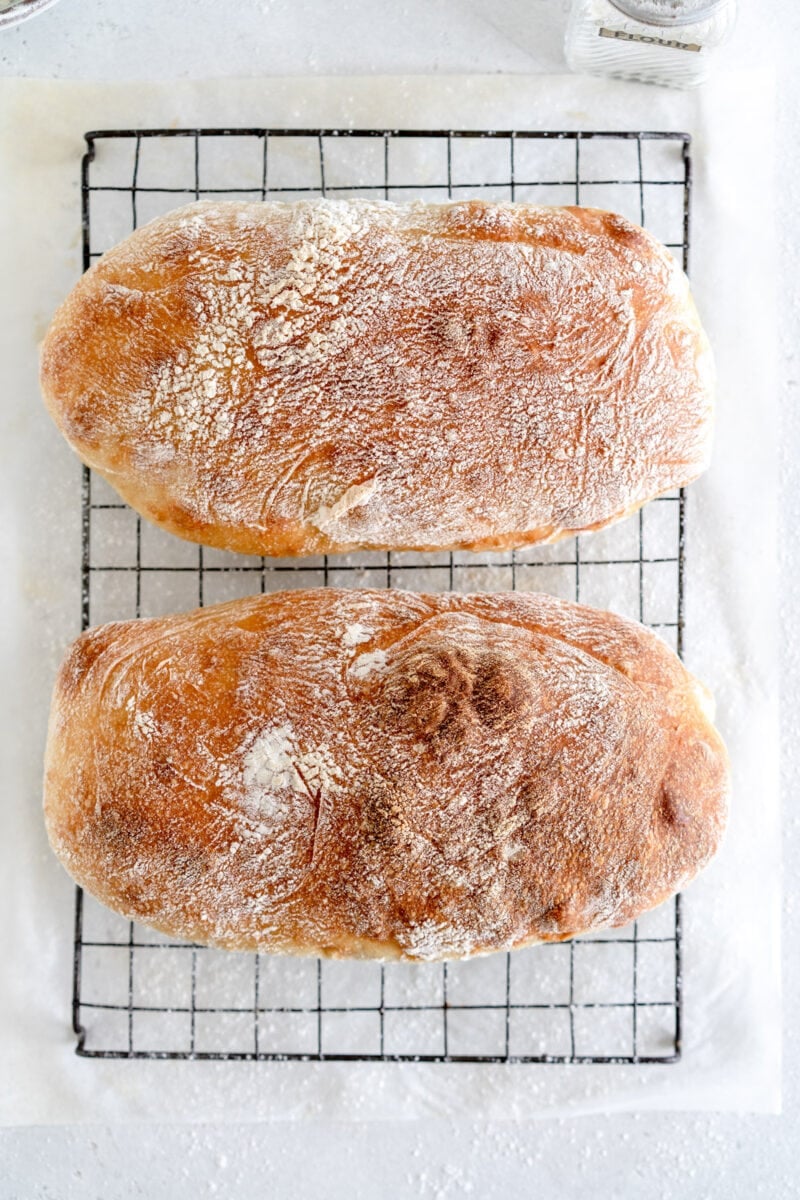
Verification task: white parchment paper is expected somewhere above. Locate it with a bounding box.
[0,72,779,1122]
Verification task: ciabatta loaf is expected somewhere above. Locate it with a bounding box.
[41,199,714,556]
[44,589,729,960]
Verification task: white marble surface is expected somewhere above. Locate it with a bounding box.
[0,1,797,1196]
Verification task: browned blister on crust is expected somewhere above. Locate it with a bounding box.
[44,590,729,960]
[41,200,714,556]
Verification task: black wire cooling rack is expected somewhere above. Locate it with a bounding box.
[72,127,691,1064]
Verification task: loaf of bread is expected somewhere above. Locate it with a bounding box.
[44,589,729,960]
[40,199,714,557]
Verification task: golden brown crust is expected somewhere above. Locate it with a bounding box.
[40,199,714,556]
[44,590,729,960]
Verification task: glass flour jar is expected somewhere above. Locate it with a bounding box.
[565,0,737,88]
[0,0,62,26]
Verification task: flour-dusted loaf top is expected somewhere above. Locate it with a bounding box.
[44,589,729,960]
[41,199,714,556]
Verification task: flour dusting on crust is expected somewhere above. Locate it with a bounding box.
[43,590,730,960]
[348,649,387,681]
[41,199,715,556]
[238,724,341,815]
[343,623,373,648]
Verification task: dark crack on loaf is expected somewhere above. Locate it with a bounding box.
[381,644,533,751]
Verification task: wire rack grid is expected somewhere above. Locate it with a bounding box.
[72,126,691,1065]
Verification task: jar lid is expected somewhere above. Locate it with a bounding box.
[608,0,726,24]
